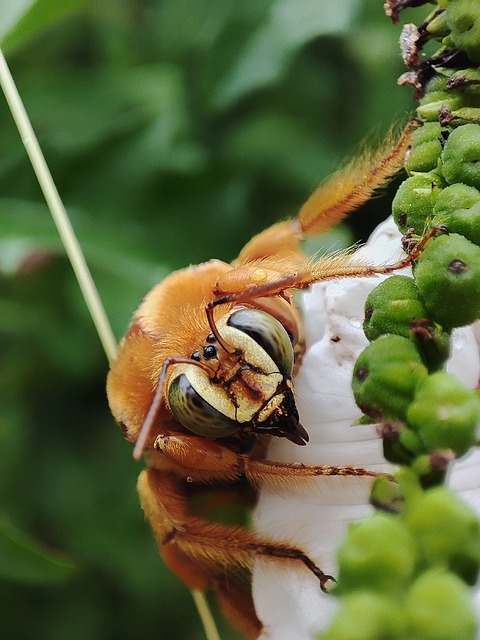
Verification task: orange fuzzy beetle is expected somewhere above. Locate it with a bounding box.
[106,122,419,638]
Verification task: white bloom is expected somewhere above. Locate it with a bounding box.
[252,217,480,640]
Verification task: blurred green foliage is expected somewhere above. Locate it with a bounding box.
[0,1,415,638]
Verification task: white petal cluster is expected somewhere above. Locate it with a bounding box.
[252,217,480,640]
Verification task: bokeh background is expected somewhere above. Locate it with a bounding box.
[0,1,419,638]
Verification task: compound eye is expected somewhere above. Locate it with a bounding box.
[168,374,240,438]
[227,309,294,376]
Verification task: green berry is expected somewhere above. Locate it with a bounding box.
[414,233,480,329]
[426,7,449,37]
[392,174,441,233]
[417,91,465,121]
[363,276,450,371]
[382,423,422,467]
[407,371,480,457]
[337,513,417,595]
[370,475,404,514]
[448,69,480,99]
[353,335,428,421]
[432,183,480,246]
[446,0,480,63]
[321,592,404,640]
[404,487,480,584]
[398,426,426,456]
[442,124,480,189]
[423,75,449,94]
[405,123,443,173]
[450,107,480,125]
[405,569,477,640]
[411,453,449,487]
[364,276,427,341]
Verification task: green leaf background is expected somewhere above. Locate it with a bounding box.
[0,1,415,638]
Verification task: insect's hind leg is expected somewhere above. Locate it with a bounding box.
[295,119,420,236]
[234,120,419,267]
[138,467,334,598]
[216,574,263,640]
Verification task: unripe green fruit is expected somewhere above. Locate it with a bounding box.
[445,0,480,63]
[321,592,404,640]
[426,6,449,37]
[405,569,477,640]
[414,233,480,329]
[423,74,449,94]
[405,123,443,173]
[370,475,404,514]
[398,426,425,456]
[432,183,480,246]
[411,454,449,487]
[442,124,480,189]
[364,276,426,341]
[392,174,441,233]
[417,91,464,122]
[363,276,450,371]
[407,371,479,457]
[337,513,417,595]
[450,107,480,125]
[353,335,428,421]
[404,487,480,584]
[448,69,480,99]
[382,424,423,467]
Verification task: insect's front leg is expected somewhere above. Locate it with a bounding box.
[152,432,381,484]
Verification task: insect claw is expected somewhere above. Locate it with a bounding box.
[320,574,336,593]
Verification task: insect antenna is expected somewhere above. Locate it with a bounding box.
[206,301,237,354]
[133,356,215,461]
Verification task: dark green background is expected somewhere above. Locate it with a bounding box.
[0,1,418,638]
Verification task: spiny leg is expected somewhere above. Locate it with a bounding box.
[234,119,419,264]
[296,118,420,235]
[140,460,337,592]
[211,224,446,309]
[151,432,382,490]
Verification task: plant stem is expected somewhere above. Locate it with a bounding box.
[0,48,117,365]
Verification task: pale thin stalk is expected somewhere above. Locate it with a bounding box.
[0,48,221,640]
[192,590,222,640]
[0,48,117,364]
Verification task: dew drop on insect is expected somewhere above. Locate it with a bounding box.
[186,476,194,483]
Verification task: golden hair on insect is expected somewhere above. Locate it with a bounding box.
[106,120,421,639]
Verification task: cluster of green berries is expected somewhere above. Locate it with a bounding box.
[321,475,480,640]
[353,274,480,472]
[355,0,480,481]
[321,2,480,638]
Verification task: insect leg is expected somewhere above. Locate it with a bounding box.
[141,449,335,588]
[295,119,419,236]
[211,223,446,308]
[233,119,419,266]
[152,432,381,482]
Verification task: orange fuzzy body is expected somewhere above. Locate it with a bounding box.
[106,123,416,638]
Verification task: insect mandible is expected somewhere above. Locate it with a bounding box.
[106,120,422,638]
